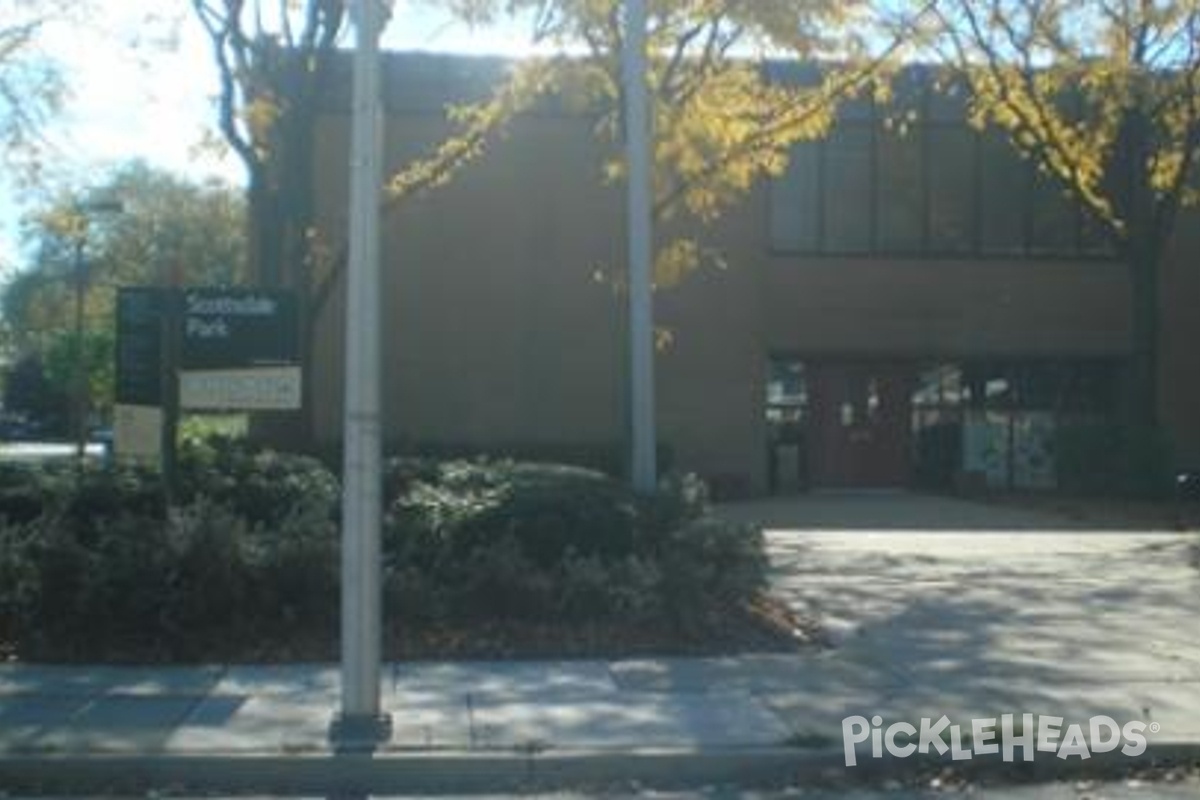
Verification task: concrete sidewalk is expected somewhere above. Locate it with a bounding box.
[0,659,797,755]
[3,494,1200,792]
[0,658,832,793]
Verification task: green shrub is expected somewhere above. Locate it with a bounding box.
[550,552,664,623]
[383,458,765,627]
[642,471,710,532]
[653,517,768,627]
[2,498,339,661]
[9,510,175,659]
[0,463,63,524]
[246,504,339,636]
[448,535,555,620]
[601,555,665,621]
[387,458,640,567]
[0,518,41,649]
[65,464,167,530]
[178,439,339,526]
[0,439,340,661]
[0,462,165,529]
[0,445,770,660]
[383,563,444,626]
[179,414,249,445]
[555,550,616,621]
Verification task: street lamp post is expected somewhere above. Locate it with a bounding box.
[331,0,392,751]
[71,236,88,464]
[623,0,657,494]
[70,200,123,466]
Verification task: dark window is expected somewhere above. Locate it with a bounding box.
[876,123,925,252]
[766,71,1115,261]
[1080,207,1116,256]
[926,125,976,252]
[766,359,809,440]
[960,360,1118,413]
[769,142,820,251]
[767,359,808,415]
[766,357,811,493]
[911,359,1119,491]
[821,125,873,252]
[1030,170,1079,254]
[979,131,1030,254]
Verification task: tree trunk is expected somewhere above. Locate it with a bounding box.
[1111,106,1164,436]
[247,168,284,288]
[1116,233,1173,498]
[246,55,325,452]
[1125,242,1161,431]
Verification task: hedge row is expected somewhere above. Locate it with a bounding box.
[0,442,767,661]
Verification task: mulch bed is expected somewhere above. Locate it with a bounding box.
[386,594,819,661]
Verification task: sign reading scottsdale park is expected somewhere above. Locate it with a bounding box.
[179,290,298,369]
[178,289,300,410]
[116,287,301,414]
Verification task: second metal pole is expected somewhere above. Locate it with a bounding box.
[333,0,390,749]
[623,0,658,494]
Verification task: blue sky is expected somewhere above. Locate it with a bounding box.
[0,1,538,273]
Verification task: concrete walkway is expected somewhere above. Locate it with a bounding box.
[2,493,1199,792]
[732,494,1200,746]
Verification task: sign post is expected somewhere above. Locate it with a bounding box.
[115,288,166,464]
[161,288,181,499]
[114,286,302,486]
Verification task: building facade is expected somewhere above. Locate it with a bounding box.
[304,54,1200,497]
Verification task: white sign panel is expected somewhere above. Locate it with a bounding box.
[179,366,302,411]
[114,404,164,461]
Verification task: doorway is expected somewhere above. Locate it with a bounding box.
[807,361,914,489]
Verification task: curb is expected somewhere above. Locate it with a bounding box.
[3,744,1200,795]
[0,748,812,795]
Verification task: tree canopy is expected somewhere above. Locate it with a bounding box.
[1,161,248,415]
[406,0,917,286]
[184,0,918,440]
[185,1,1198,445]
[190,0,346,289]
[0,0,70,180]
[926,0,1200,243]
[919,0,1200,426]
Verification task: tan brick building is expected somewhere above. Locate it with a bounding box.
[303,54,1200,496]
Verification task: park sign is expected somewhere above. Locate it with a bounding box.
[115,286,301,414]
[177,288,301,410]
[115,288,168,460]
[179,289,298,372]
[116,287,165,407]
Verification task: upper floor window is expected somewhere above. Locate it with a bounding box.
[768,77,1115,260]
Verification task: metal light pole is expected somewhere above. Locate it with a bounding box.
[71,236,89,465]
[70,200,123,466]
[331,0,392,750]
[623,0,658,494]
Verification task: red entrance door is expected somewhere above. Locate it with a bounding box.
[808,362,914,489]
